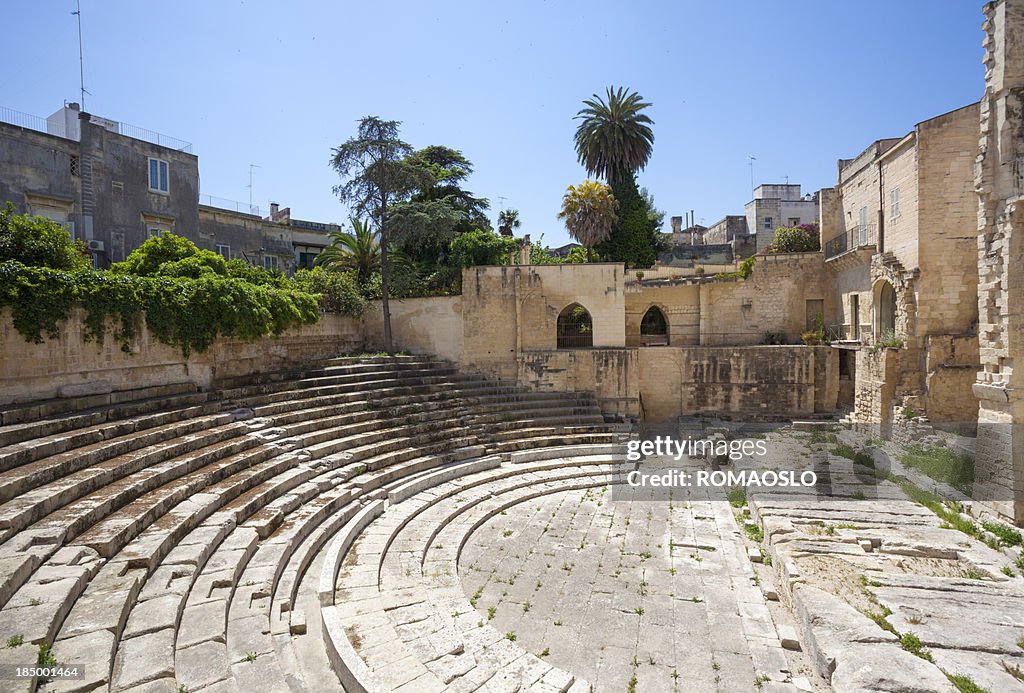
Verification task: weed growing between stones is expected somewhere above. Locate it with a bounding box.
[5,634,23,647]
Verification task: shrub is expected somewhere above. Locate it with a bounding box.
[155,251,228,279]
[767,223,820,253]
[225,259,288,287]
[291,267,366,315]
[0,203,91,271]
[448,229,519,267]
[113,232,200,276]
[0,261,320,356]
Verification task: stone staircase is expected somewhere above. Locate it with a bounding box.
[0,355,626,692]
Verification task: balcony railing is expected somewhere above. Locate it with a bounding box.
[824,224,876,260]
[199,194,261,217]
[0,104,192,152]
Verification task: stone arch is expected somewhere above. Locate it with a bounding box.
[556,303,594,348]
[874,279,897,340]
[639,305,669,346]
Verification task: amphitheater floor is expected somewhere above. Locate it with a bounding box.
[458,484,812,692]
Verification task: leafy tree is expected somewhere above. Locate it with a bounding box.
[768,223,820,253]
[330,117,434,352]
[528,234,564,265]
[574,86,654,185]
[594,175,664,268]
[407,145,490,234]
[0,203,90,271]
[154,252,227,279]
[497,209,521,237]
[315,218,380,281]
[291,266,366,315]
[225,259,288,287]
[558,180,619,261]
[114,232,202,276]
[565,246,597,264]
[448,229,519,267]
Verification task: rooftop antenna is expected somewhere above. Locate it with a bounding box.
[747,156,757,194]
[497,195,507,212]
[247,164,262,215]
[784,174,790,185]
[72,0,88,110]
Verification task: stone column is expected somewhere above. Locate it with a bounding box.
[975,0,1024,522]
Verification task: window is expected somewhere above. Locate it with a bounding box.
[890,188,900,219]
[763,216,773,230]
[215,244,230,260]
[70,155,80,177]
[788,217,800,227]
[263,255,279,270]
[298,251,318,269]
[148,227,163,238]
[148,158,169,194]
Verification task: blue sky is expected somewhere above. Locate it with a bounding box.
[7,1,984,247]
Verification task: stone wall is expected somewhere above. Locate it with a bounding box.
[637,346,834,422]
[974,0,1024,521]
[516,348,640,419]
[363,296,464,364]
[0,308,364,406]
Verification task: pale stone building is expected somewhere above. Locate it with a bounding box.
[820,103,981,424]
[744,184,819,253]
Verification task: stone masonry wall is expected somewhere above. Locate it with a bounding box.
[0,308,364,406]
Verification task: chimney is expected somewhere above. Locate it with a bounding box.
[671,216,683,234]
[270,203,279,220]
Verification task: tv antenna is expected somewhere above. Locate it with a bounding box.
[747,155,757,194]
[247,164,262,214]
[497,195,507,212]
[72,0,89,110]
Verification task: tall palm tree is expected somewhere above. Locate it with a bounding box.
[574,86,654,185]
[557,181,619,261]
[497,209,521,237]
[314,218,380,280]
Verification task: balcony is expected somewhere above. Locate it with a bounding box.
[824,224,876,261]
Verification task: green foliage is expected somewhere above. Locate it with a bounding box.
[565,246,595,264]
[981,520,1022,547]
[871,329,904,351]
[767,224,820,254]
[315,219,380,280]
[528,235,565,265]
[899,632,933,662]
[0,203,91,271]
[225,259,287,287]
[762,330,787,345]
[900,445,974,495]
[558,180,618,258]
[0,262,322,357]
[154,250,228,279]
[37,643,57,667]
[739,255,756,279]
[947,673,992,693]
[594,175,662,268]
[448,229,519,267]
[801,312,826,346]
[114,232,201,276]
[574,86,654,185]
[292,267,366,315]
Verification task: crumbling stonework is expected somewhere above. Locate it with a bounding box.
[975,0,1024,521]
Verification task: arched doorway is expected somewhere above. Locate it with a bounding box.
[640,305,669,346]
[876,281,897,340]
[557,303,593,348]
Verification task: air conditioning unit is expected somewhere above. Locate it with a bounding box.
[87,239,105,252]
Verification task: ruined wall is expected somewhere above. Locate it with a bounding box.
[363,296,464,364]
[974,0,1024,521]
[516,349,639,419]
[700,253,833,345]
[637,346,831,422]
[0,308,364,406]
[854,348,899,432]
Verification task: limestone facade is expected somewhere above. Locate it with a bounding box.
[975,0,1024,521]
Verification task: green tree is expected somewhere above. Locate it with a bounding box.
[574,86,654,185]
[0,203,90,271]
[315,218,380,281]
[330,117,434,352]
[407,145,490,234]
[768,223,820,253]
[594,175,665,268]
[528,234,564,265]
[448,229,519,267]
[113,232,218,277]
[497,209,521,237]
[557,180,619,262]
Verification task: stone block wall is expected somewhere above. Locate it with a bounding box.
[0,308,364,406]
[363,296,463,364]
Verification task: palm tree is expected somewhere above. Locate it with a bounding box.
[557,181,619,261]
[314,218,380,280]
[497,209,521,237]
[574,86,654,185]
